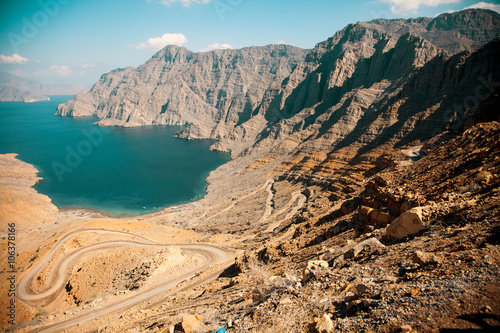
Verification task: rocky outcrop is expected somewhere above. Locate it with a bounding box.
[217,10,500,156]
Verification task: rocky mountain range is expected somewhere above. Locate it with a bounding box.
[0,85,49,103]
[3,8,500,333]
[56,44,307,130]
[0,72,88,102]
[57,9,500,158]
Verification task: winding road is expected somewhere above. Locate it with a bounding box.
[15,229,231,333]
[265,190,307,233]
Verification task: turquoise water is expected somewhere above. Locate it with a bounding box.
[0,96,230,217]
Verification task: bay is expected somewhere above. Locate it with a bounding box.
[0,96,230,217]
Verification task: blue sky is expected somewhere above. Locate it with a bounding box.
[0,0,499,86]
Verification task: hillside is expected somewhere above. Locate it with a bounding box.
[3,8,500,333]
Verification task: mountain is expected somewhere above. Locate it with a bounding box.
[56,45,308,131]
[5,8,500,333]
[57,9,500,157]
[0,72,88,102]
[0,85,50,102]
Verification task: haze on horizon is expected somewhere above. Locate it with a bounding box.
[0,0,499,86]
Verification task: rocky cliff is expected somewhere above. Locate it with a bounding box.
[213,9,500,156]
[57,9,500,158]
[56,45,308,134]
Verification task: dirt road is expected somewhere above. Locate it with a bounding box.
[15,229,231,332]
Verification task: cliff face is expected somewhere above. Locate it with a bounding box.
[57,9,500,158]
[212,9,500,156]
[56,45,308,133]
[246,36,500,158]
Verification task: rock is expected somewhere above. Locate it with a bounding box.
[315,314,334,333]
[359,205,374,222]
[303,260,329,280]
[355,283,369,295]
[344,292,357,302]
[55,11,500,160]
[483,305,493,313]
[412,250,440,266]
[181,314,203,333]
[344,238,386,259]
[346,299,371,314]
[379,275,398,283]
[410,288,420,297]
[400,324,413,332]
[370,210,394,225]
[279,297,292,305]
[386,207,426,239]
[0,85,50,102]
[56,45,307,156]
[320,247,343,261]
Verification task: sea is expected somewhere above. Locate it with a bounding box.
[0,96,230,217]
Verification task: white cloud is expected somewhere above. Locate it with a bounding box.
[464,2,500,13]
[0,53,30,64]
[35,65,72,77]
[199,43,234,52]
[277,40,286,45]
[380,0,461,15]
[81,63,95,69]
[158,0,212,7]
[131,33,188,51]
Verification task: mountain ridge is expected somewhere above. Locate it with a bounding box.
[56,9,500,158]
[0,72,88,102]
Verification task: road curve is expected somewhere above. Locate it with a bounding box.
[15,229,231,333]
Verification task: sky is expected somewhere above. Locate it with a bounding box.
[0,0,499,86]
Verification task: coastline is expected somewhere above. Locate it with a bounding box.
[0,152,237,331]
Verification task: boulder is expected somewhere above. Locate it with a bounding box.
[412,250,440,266]
[315,314,334,333]
[386,207,426,239]
[344,237,386,259]
[182,314,203,333]
[303,260,329,280]
[370,210,394,225]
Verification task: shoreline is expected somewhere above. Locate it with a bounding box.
[55,191,207,220]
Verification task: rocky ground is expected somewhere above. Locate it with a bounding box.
[98,122,498,333]
[1,119,498,333]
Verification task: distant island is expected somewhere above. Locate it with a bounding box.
[0,72,88,102]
